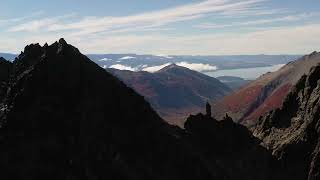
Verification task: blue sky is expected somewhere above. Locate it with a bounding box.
[0,0,319,55]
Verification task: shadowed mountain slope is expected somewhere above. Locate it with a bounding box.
[216,76,250,90]
[0,57,12,100]
[0,39,218,180]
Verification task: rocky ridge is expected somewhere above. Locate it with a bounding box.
[214,52,320,126]
[254,63,320,180]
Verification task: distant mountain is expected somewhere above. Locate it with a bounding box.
[107,64,232,127]
[214,51,320,126]
[89,54,301,73]
[1,53,301,71]
[216,76,250,90]
[0,53,17,61]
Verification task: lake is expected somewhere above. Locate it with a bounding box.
[205,64,285,80]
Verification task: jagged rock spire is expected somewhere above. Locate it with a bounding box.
[206,101,211,117]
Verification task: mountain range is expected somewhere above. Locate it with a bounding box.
[0,39,319,179]
[107,64,231,126]
[89,54,301,75]
[3,53,300,74]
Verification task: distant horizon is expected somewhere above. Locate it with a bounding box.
[0,51,305,56]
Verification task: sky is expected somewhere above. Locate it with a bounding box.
[0,0,319,55]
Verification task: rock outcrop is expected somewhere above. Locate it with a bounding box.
[0,57,12,100]
[184,112,279,180]
[254,63,320,180]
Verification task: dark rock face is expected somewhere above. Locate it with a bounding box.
[184,113,278,180]
[254,64,320,180]
[0,39,214,180]
[0,57,12,100]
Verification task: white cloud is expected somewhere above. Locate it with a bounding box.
[119,56,136,60]
[176,62,218,72]
[2,23,320,55]
[196,13,319,29]
[1,1,320,55]
[109,64,136,71]
[71,23,320,55]
[0,11,43,26]
[99,58,112,61]
[141,62,218,72]
[142,63,173,72]
[156,54,173,59]
[8,14,76,32]
[8,0,265,35]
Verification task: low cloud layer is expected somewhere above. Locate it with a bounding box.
[176,62,218,72]
[119,56,136,60]
[109,64,136,71]
[141,62,218,73]
[99,58,112,61]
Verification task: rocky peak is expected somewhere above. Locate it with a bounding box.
[58,38,67,45]
[165,63,178,69]
[53,38,78,54]
[23,43,43,55]
[157,63,181,72]
[12,39,82,79]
